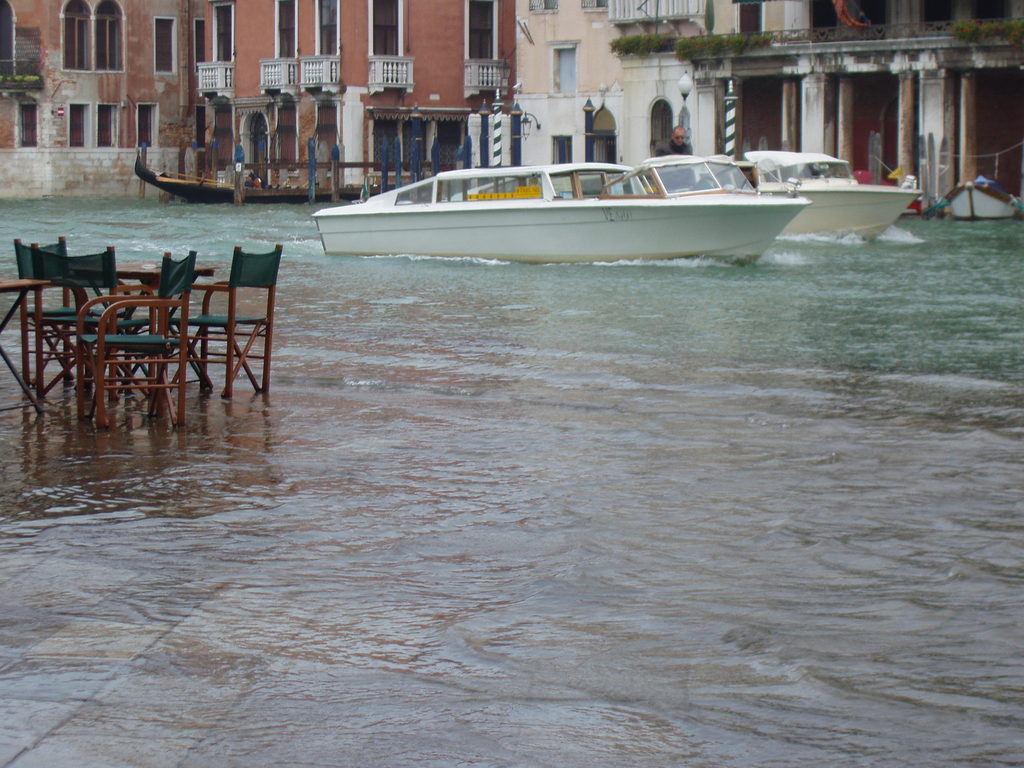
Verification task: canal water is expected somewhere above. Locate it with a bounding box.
[0,198,1021,767]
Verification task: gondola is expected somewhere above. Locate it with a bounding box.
[133,153,340,204]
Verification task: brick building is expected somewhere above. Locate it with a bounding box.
[0,0,517,198]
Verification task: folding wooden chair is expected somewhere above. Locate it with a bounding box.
[76,252,196,428]
[189,244,282,398]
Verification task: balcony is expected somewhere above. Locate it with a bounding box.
[608,0,702,25]
[197,61,235,99]
[464,58,509,98]
[368,55,414,94]
[260,58,300,96]
[300,55,342,94]
[0,59,42,92]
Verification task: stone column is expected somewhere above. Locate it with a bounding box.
[918,69,956,199]
[898,72,917,178]
[693,76,719,158]
[837,77,855,164]
[801,73,830,154]
[782,79,800,152]
[959,71,977,183]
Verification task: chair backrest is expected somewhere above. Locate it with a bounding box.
[31,245,117,293]
[14,237,66,278]
[158,250,198,298]
[228,244,283,289]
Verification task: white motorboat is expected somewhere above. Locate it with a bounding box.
[313,159,809,264]
[945,177,1022,220]
[746,150,920,238]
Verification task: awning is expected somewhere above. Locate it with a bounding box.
[366,107,470,122]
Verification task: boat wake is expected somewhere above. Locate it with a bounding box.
[877,225,926,244]
[778,231,867,246]
[759,250,811,266]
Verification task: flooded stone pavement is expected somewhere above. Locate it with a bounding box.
[0,200,1022,767]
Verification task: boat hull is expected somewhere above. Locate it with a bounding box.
[947,183,1019,220]
[314,196,808,264]
[759,183,919,238]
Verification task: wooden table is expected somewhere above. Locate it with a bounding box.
[0,279,47,414]
[117,263,216,291]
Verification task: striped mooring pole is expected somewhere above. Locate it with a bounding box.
[492,97,504,167]
[723,80,737,158]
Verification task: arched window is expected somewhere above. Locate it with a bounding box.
[64,0,90,70]
[1,0,14,68]
[650,99,672,156]
[593,107,618,164]
[95,0,121,70]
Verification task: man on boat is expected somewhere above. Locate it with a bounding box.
[655,126,693,157]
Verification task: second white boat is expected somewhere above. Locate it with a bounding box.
[313,158,809,264]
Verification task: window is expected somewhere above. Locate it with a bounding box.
[95,1,121,70]
[194,18,206,63]
[277,0,295,58]
[1,0,13,65]
[318,0,338,55]
[213,106,232,164]
[975,0,1005,18]
[97,104,115,146]
[553,46,576,93]
[552,135,572,163]
[738,3,760,34]
[137,103,154,147]
[155,18,175,72]
[373,0,399,56]
[194,105,206,148]
[214,4,233,61]
[276,104,297,162]
[529,0,558,9]
[469,1,493,59]
[317,103,337,149]
[64,0,90,70]
[650,99,672,156]
[20,103,37,147]
[70,103,87,147]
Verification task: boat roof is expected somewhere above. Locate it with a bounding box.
[429,162,630,182]
[636,154,739,170]
[745,150,846,169]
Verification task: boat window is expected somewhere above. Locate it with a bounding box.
[707,162,754,192]
[549,173,576,199]
[601,170,660,197]
[577,172,607,197]
[438,174,543,203]
[657,165,698,193]
[395,181,434,205]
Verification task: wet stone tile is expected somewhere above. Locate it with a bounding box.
[26,619,169,661]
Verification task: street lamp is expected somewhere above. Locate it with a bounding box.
[677,72,693,136]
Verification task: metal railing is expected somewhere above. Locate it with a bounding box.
[529,0,558,10]
[0,58,40,78]
[368,55,414,93]
[582,0,609,8]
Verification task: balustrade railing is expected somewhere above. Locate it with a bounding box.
[368,55,414,93]
[300,55,341,90]
[260,58,299,91]
[197,61,234,94]
[465,59,509,96]
[608,0,702,24]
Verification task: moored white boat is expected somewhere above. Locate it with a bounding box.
[746,150,920,238]
[945,177,1022,220]
[313,159,809,264]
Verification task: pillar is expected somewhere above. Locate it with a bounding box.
[898,72,917,178]
[801,73,829,154]
[782,79,799,152]
[837,77,855,164]
[959,71,976,183]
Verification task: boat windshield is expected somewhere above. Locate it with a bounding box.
[765,161,853,183]
[601,169,661,197]
[654,163,721,194]
[438,174,544,202]
[395,179,435,205]
[706,162,755,192]
[549,169,622,199]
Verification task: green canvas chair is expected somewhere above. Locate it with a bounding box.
[189,244,282,398]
